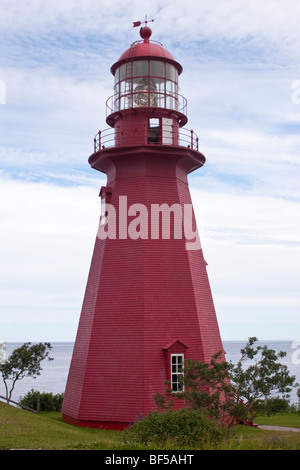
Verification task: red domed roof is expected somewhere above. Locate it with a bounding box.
[111,27,183,75]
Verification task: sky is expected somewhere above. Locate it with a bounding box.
[0,0,299,343]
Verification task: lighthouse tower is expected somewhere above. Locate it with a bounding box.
[62,23,225,429]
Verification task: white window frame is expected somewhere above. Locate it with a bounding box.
[170,353,184,393]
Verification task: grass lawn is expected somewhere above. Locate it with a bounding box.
[254,413,300,428]
[1,401,300,450]
[0,402,122,450]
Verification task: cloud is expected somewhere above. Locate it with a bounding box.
[156,0,300,61]
[0,0,299,341]
[192,189,299,247]
[0,168,298,341]
[0,176,103,340]
[1,0,300,58]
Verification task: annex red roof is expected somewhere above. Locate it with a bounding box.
[111,26,183,75]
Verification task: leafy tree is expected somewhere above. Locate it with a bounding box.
[154,337,296,427]
[155,351,247,427]
[177,351,246,425]
[0,342,53,403]
[228,337,296,419]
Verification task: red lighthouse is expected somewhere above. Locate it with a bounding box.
[62,23,225,429]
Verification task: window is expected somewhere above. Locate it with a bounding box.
[149,118,159,128]
[166,63,177,81]
[133,60,148,77]
[119,64,126,81]
[113,59,179,112]
[150,60,164,78]
[171,354,184,392]
[148,118,160,144]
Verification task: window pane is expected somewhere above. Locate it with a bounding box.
[125,80,132,93]
[149,118,159,128]
[170,354,184,393]
[166,95,176,110]
[133,78,148,107]
[119,80,132,95]
[149,93,157,106]
[166,80,175,93]
[133,60,148,77]
[124,95,132,109]
[120,81,126,94]
[166,64,177,81]
[114,95,120,111]
[119,64,126,81]
[126,62,132,78]
[172,376,178,392]
[151,77,164,89]
[150,60,164,77]
[114,82,120,96]
[114,67,120,85]
[157,93,165,108]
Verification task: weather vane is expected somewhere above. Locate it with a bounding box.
[133,15,154,28]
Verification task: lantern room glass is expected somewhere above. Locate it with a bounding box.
[114,60,178,112]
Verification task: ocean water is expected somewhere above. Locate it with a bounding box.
[1,341,300,405]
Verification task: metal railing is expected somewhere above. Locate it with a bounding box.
[93,126,199,153]
[106,91,187,118]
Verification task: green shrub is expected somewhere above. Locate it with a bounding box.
[19,389,64,412]
[253,397,291,416]
[123,408,227,448]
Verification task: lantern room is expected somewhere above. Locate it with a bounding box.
[94,25,198,152]
[111,26,181,114]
